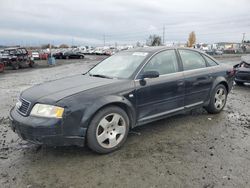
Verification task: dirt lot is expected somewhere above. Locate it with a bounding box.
[0,56,250,188]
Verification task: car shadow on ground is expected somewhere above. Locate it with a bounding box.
[19,107,210,157]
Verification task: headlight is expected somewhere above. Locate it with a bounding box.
[30,104,64,118]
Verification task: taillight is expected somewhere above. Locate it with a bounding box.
[240,62,250,68]
[244,63,250,68]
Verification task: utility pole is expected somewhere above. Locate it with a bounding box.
[242,33,246,44]
[103,34,106,47]
[162,25,165,46]
[71,37,74,47]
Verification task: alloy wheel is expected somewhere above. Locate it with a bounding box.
[214,88,226,110]
[96,113,126,149]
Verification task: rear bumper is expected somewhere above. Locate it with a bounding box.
[235,78,250,83]
[235,72,250,83]
[9,108,85,147]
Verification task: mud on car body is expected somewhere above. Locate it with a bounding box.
[10,47,235,153]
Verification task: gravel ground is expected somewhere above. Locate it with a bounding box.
[0,55,250,188]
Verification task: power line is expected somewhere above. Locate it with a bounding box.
[104,16,250,37]
[242,33,246,43]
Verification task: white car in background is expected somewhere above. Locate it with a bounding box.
[32,51,40,60]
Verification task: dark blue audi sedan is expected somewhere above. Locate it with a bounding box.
[10,47,235,153]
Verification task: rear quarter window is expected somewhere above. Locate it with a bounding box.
[203,55,218,66]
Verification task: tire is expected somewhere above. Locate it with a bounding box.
[12,62,19,70]
[66,56,69,59]
[87,106,130,154]
[80,55,84,59]
[29,61,34,68]
[235,81,244,86]
[205,84,228,114]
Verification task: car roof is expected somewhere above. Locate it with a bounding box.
[126,46,172,53]
[4,47,26,51]
[125,46,204,54]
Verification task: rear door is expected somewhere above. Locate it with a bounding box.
[178,49,214,107]
[135,50,185,123]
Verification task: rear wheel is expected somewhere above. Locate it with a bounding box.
[205,84,227,114]
[87,106,129,154]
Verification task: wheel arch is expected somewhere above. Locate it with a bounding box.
[212,77,229,93]
[80,95,136,130]
[204,77,229,106]
[218,81,229,93]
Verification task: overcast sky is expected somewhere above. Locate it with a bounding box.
[0,0,250,46]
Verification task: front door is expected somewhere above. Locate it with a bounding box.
[135,50,185,123]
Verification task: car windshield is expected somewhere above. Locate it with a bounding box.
[88,52,148,79]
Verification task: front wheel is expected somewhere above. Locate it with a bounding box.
[12,62,19,70]
[29,61,35,68]
[205,84,228,114]
[87,106,129,154]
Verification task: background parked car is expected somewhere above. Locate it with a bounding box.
[31,51,40,60]
[0,47,34,70]
[63,51,84,59]
[94,49,105,55]
[234,56,250,85]
[52,52,64,59]
[39,52,49,60]
[206,49,223,56]
[223,48,241,54]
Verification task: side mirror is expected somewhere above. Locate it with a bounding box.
[141,71,160,79]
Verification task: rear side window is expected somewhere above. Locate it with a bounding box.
[203,55,218,66]
[143,50,179,75]
[179,50,207,71]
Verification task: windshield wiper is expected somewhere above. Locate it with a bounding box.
[89,73,113,79]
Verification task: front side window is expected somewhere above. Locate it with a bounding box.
[179,50,207,71]
[142,50,179,75]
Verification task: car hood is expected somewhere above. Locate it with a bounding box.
[21,75,121,104]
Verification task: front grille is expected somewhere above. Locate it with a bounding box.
[17,98,31,116]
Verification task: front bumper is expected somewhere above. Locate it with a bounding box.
[9,107,85,146]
